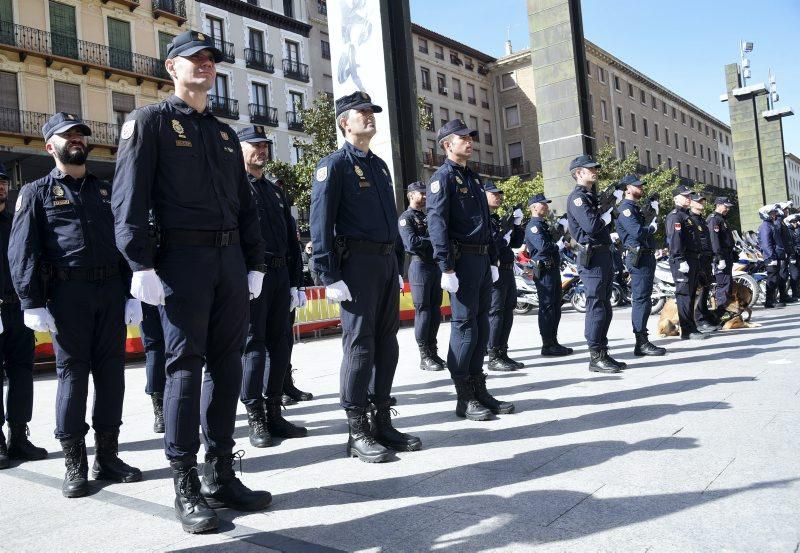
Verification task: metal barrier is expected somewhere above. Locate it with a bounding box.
[292,286,342,341]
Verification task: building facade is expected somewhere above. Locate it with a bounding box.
[786,152,800,205]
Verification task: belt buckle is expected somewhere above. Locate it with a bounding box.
[216,231,231,247]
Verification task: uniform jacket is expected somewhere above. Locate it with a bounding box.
[707,212,735,262]
[666,206,700,262]
[566,185,612,246]
[615,198,656,250]
[399,207,433,261]
[524,217,560,265]
[489,212,524,265]
[250,174,301,287]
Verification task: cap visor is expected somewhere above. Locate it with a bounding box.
[351,102,383,113]
[51,122,92,137]
[242,137,271,144]
[454,128,478,137]
[174,44,223,63]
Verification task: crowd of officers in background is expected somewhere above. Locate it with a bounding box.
[1,30,798,536]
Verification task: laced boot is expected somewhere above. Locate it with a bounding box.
[7,423,47,460]
[245,404,271,448]
[0,428,8,469]
[487,348,516,372]
[429,342,447,369]
[633,332,666,356]
[264,396,307,439]
[453,376,492,421]
[91,431,141,483]
[603,349,627,369]
[472,372,515,415]
[282,370,313,402]
[151,393,165,433]
[372,400,421,452]
[418,344,442,371]
[60,437,89,498]
[200,451,272,511]
[499,347,524,369]
[345,408,390,463]
[588,348,621,373]
[541,341,574,356]
[171,457,218,534]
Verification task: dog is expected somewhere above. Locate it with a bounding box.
[658,281,758,337]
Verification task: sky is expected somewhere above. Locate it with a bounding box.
[409,0,800,156]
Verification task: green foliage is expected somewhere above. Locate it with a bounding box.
[495,174,544,222]
[417,95,433,132]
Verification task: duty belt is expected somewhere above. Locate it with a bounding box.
[162,229,240,248]
[582,244,610,252]
[499,262,515,270]
[266,256,286,268]
[411,255,435,264]
[458,243,489,255]
[53,264,120,282]
[346,239,394,255]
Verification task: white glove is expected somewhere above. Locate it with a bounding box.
[650,200,660,214]
[490,265,500,282]
[441,271,459,293]
[717,260,726,270]
[678,261,690,273]
[613,189,624,203]
[768,260,778,267]
[512,208,524,225]
[557,217,569,231]
[325,280,352,303]
[0,316,3,334]
[398,275,404,289]
[130,269,166,306]
[23,307,56,333]
[601,208,613,226]
[289,287,299,311]
[649,218,658,232]
[124,299,143,325]
[295,288,308,309]
[248,270,265,300]
[503,230,512,244]
[556,237,566,251]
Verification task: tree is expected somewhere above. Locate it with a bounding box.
[495,174,543,221]
[417,95,433,133]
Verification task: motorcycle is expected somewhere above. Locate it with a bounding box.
[650,259,676,315]
[514,263,539,315]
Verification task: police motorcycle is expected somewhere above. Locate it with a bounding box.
[651,256,676,314]
[513,259,539,314]
[731,229,764,306]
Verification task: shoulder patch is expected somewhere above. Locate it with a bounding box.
[15,194,23,212]
[530,225,539,234]
[674,222,681,230]
[573,197,583,207]
[399,219,407,227]
[120,120,135,140]
[713,225,720,232]
[430,180,440,194]
[316,166,328,182]
[622,208,631,217]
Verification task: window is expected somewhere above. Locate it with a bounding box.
[420,67,430,91]
[434,44,444,60]
[672,106,677,119]
[452,78,462,100]
[321,40,330,60]
[640,90,646,104]
[662,100,668,115]
[289,90,304,114]
[249,28,264,53]
[586,60,591,76]
[285,39,300,64]
[600,99,608,122]
[469,116,479,141]
[721,153,725,166]
[605,135,611,145]
[705,124,709,136]
[423,103,434,131]
[714,150,718,163]
[727,156,731,169]
[723,176,728,187]
[646,150,651,167]
[703,169,706,182]
[467,83,476,104]
[418,37,428,54]
[654,123,659,141]
[674,132,679,150]
[251,82,269,109]
[112,91,135,128]
[643,118,648,137]
[49,1,77,59]
[677,160,681,174]
[681,111,686,124]
[667,157,672,169]
[500,72,516,90]
[107,18,132,70]
[628,82,634,98]
[651,95,657,110]
[665,128,670,145]
[508,142,523,169]
[699,144,704,159]
[483,119,492,145]
[54,81,81,117]
[725,135,729,146]
[449,50,462,65]
[0,71,20,128]
[692,140,696,156]
[617,106,624,127]
[464,57,473,70]
[683,136,688,152]
[614,75,621,91]
[437,73,447,95]
[504,105,520,128]
[619,140,626,157]
[598,67,606,83]
[283,0,293,18]
[480,87,489,109]
[158,31,176,60]
[690,117,694,129]
[630,112,637,133]
[207,15,224,43]
[439,107,449,128]
[657,153,662,165]
[695,167,699,181]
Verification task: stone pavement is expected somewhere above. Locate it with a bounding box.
[1,302,799,552]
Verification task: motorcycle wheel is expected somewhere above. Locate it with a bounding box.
[732,273,760,306]
[610,284,622,307]
[651,297,666,315]
[571,289,587,313]
[514,302,533,315]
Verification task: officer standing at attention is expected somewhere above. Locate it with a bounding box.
[111,31,271,533]
[524,193,573,357]
[310,91,421,463]
[614,175,665,356]
[426,119,513,420]
[665,185,709,339]
[566,155,626,373]
[398,181,445,372]
[787,214,800,299]
[758,204,786,308]
[484,181,525,371]
[9,113,142,497]
[707,197,737,321]
[237,125,307,447]
[0,163,47,469]
[775,203,797,303]
[689,194,718,332]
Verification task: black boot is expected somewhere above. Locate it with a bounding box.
[0,428,9,469]
[453,376,493,421]
[264,396,307,439]
[372,400,422,452]
[487,348,516,372]
[633,332,666,357]
[7,423,47,460]
[345,408,390,463]
[245,404,271,448]
[472,372,515,415]
[588,348,621,373]
[429,343,447,369]
[151,393,165,434]
[418,344,443,371]
[541,342,574,356]
[60,438,89,498]
[171,457,218,534]
[500,348,525,369]
[91,431,142,483]
[200,451,272,511]
[282,370,313,403]
[602,349,627,370]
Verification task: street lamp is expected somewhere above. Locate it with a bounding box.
[740,40,754,84]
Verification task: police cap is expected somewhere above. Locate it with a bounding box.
[527,193,552,206]
[407,181,425,193]
[42,112,92,142]
[715,196,735,207]
[482,180,502,194]
[166,30,223,63]
[568,154,601,171]
[0,162,8,180]
[335,91,383,117]
[619,174,643,187]
[237,125,272,143]
[436,118,478,143]
[691,193,707,202]
[672,184,693,197]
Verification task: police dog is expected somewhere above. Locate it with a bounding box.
[658,281,756,336]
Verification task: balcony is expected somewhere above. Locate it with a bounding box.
[477,65,489,75]
[283,59,309,82]
[450,54,462,66]
[152,0,187,25]
[244,49,274,73]
[249,104,278,127]
[287,111,304,131]
[453,92,462,101]
[212,37,235,63]
[0,22,171,87]
[464,62,474,71]
[421,81,431,91]
[100,0,139,11]
[422,150,530,179]
[434,51,444,60]
[0,107,120,147]
[208,95,239,119]
[467,97,476,105]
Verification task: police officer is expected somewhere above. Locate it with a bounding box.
[485,181,525,371]
[614,175,665,356]
[758,204,786,308]
[112,31,270,533]
[399,181,445,372]
[689,194,718,332]
[426,119,513,420]
[566,155,626,372]
[310,91,420,463]
[707,197,737,321]
[775,203,797,303]
[237,125,307,447]
[524,193,573,357]
[9,113,142,497]
[665,185,709,339]
[141,302,165,433]
[787,214,800,299]
[0,163,47,469]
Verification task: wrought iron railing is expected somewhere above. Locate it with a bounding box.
[249,104,278,127]
[287,111,304,131]
[283,59,309,82]
[0,107,119,146]
[244,49,274,72]
[208,95,239,119]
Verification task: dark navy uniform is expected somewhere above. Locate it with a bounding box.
[759,215,785,306]
[789,221,800,298]
[111,94,265,462]
[776,216,794,302]
[487,206,524,359]
[666,189,702,336]
[707,198,736,314]
[689,205,715,326]
[616,197,657,334]
[398,202,442,358]
[10,168,128,441]
[141,303,165,397]
[524,215,562,346]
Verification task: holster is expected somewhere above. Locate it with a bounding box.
[630,245,643,268]
[39,263,53,301]
[576,243,593,268]
[334,236,349,270]
[449,240,462,262]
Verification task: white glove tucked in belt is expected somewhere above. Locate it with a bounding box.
[130,269,166,306]
[325,280,352,303]
[678,261,690,273]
